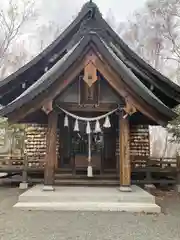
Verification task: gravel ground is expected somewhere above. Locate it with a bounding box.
[0,186,180,240]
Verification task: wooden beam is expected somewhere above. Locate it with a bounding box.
[55,102,119,112]
[119,114,131,191]
[44,110,58,189]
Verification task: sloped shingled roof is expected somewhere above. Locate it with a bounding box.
[0,1,179,124]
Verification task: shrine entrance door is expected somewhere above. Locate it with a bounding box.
[58,113,117,174]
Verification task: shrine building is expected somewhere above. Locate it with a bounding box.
[0,1,180,192]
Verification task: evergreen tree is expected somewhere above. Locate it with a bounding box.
[168,107,180,143]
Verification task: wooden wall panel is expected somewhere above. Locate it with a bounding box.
[130,125,150,158]
[116,124,150,169]
[25,124,59,169]
[0,123,25,168]
[0,122,149,170]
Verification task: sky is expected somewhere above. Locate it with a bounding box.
[0,0,149,61]
[40,0,147,28]
[22,0,147,55]
[0,0,149,42]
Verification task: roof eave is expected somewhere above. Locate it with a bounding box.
[0,35,92,119]
[0,2,96,92]
[95,14,180,103]
[90,34,177,122]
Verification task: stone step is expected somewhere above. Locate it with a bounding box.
[14,202,161,213]
[18,185,155,204]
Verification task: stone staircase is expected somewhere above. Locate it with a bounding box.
[14,185,161,213]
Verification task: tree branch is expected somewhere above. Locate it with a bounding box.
[0,0,36,64]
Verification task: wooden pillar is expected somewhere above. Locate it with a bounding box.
[43,110,58,191]
[119,114,132,192]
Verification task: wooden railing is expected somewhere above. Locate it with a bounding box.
[131,156,178,169]
[131,156,180,185]
[0,155,179,186]
[0,155,179,171]
[0,155,45,172]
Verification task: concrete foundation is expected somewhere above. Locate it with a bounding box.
[42,185,55,191]
[119,186,132,192]
[14,185,161,213]
[176,184,180,193]
[19,182,28,190]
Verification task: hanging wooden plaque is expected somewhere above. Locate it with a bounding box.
[83,61,97,87]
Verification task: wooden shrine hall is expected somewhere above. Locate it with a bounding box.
[0,1,180,191]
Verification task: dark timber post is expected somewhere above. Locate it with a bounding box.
[19,127,28,190]
[43,110,58,191]
[19,154,28,189]
[176,154,180,192]
[119,114,132,192]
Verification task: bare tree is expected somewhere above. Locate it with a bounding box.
[0,0,37,78]
[117,0,180,80]
[117,0,180,157]
[119,6,165,71]
[35,21,62,52]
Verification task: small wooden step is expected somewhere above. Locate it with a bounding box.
[54,179,119,187]
[55,173,119,180]
[54,172,119,186]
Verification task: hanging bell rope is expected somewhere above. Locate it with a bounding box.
[87,133,93,177]
[86,121,91,134]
